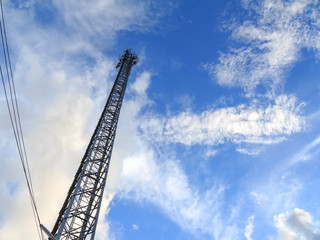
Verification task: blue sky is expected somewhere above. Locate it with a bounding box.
[1,0,320,239]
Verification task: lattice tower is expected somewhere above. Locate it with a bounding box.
[51,49,138,240]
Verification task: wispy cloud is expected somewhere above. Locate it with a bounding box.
[117,154,240,239]
[206,0,320,97]
[237,147,261,156]
[249,173,302,217]
[52,0,159,43]
[245,215,255,240]
[131,224,139,231]
[141,94,304,145]
[290,135,320,164]
[203,148,218,159]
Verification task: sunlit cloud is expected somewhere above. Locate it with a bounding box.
[274,208,320,240]
[141,95,304,146]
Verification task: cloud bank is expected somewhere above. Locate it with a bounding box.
[141,94,304,145]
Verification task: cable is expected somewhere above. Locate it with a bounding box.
[0,0,37,206]
[0,1,44,239]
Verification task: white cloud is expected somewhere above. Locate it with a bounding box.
[129,71,151,95]
[250,192,268,205]
[274,208,320,240]
[206,0,320,97]
[132,224,139,231]
[95,192,116,240]
[52,0,155,43]
[237,148,261,155]
[250,174,302,217]
[141,95,304,145]
[117,153,239,239]
[290,135,320,165]
[245,215,255,240]
[204,148,218,159]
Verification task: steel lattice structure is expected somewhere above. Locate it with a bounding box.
[51,49,138,240]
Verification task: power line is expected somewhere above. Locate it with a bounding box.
[0,1,44,239]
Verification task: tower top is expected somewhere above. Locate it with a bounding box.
[116,49,139,68]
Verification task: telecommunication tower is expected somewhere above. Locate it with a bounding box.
[46,49,138,240]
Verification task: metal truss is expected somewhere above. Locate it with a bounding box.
[51,49,138,240]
